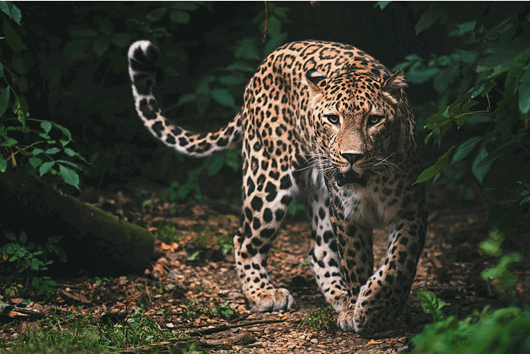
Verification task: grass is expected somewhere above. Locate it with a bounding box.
[180,299,236,319]
[301,304,337,333]
[157,222,184,243]
[0,307,205,354]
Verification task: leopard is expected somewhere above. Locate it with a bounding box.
[128,39,427,334]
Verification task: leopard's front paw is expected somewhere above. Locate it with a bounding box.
[337,309,358,332]
[247,288,295,312]
[331,295,349,313]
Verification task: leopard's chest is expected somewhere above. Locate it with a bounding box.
[335,179,405,229]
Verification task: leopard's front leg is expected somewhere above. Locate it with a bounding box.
[331,212,375,331]
[336,188,427,334]
[233,165,298,312]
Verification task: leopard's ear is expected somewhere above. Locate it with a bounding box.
[304,69,326,97]
[382,69,407,104]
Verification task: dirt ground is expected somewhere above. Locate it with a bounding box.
[2,154,529,353]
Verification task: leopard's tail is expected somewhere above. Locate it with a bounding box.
[128,40,243,157]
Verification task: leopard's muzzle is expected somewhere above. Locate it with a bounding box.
[335,170,367,187]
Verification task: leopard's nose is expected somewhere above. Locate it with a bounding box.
[340,151,364,164]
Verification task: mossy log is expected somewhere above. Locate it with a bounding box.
[0,170,154,276]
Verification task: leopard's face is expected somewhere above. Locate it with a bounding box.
[305,69,407,189]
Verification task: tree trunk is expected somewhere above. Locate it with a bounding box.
[0,170,154,277]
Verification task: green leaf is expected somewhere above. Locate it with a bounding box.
[64,148,75,157]
[449,21,477,37]
[3,230,16,242]
[7,13,21,33]
[235,38,261,61]
[55,160,80,169]
[481,252,523,293]
[479,230,504,257]
[414,146,455,184]
[12,95,27,126]
[39,161,54,176]
[2,137,17,147]
[374,2,392,10]
[93,37,110,56]
[505,48,530,100]
[3,17,26,52]
[415,4,448,35]
[54,123,72,142]
[218,76,246,86]
[211,89,235,108]
[206,156,225,176]
[41,121,52,134]
[452,137,482,164]
[0,87,10,118]
[264,32,288,56]
[406,62,441,84]
[0,2,20,25]
[268,16,282,37]
[225,61,256,73]
[170,10,190,24]
[59,164,80,188]
[146,7,168,22]
[405,54,422,62]
[518,67,530,114]
[472,146,495,184]
[196,94,210,115]
[0,2,10,18]
[417,291,447,322]
[433,65,459,94]
[29,156,42,168]
[32,148,44,155]
[45,147,60,155]
[178,93,197,105]
[187,250,201,261]
[19,230,27,245]
[0,155,7,172]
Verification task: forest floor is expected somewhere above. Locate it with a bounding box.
[2,159,530,353]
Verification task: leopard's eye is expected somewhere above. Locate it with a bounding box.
[368,115,383,125]
[324,114,340,124]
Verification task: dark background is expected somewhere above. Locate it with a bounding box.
[5,2,527,194]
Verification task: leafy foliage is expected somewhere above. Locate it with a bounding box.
[396,1,529,293]
[393,3,530,351]
[412,292,530,354]
[417,291,447,322]
[301,305,337,333]
[0,230,65,295]
[0,2,86,188]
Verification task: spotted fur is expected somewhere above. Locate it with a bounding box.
[128,39,426,334]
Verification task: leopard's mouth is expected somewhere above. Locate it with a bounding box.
[335,170,367,187]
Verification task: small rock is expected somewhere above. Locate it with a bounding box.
[310,338,318,344]
[398,345,409,352]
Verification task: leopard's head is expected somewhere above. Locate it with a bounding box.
[304,68,409,188]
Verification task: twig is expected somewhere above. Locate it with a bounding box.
[178,318,291,336]
[262,1,269,42]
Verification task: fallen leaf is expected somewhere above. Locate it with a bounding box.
[366,339,382,346]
